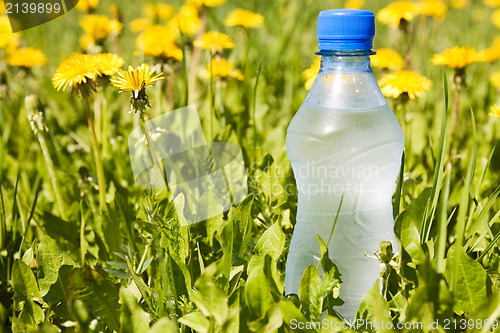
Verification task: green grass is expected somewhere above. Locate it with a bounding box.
[1,0,500,332]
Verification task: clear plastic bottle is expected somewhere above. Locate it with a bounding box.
[284,9,404,321]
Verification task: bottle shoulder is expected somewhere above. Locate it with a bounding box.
[306,70,387,110]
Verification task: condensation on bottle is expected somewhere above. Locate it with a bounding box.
[284,9,405,322]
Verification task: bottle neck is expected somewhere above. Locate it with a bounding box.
[316,50,373,73]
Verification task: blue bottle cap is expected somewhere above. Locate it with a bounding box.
[317,9,375,51]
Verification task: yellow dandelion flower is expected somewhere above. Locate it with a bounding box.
[377,1,419,28]
[302,57,321,90]
[129,18,151,33]
[478,45,500,62]
[76,0,99,12]
[136,25,183,61]
[450,0,469,8]
[0,27,19,53]
[431,46,484,68]
[489,104,500,117]
[370,48,404,70]
[6,47,46,67]
[490,71,500,89]
[188,0,226,8]
[52,54,100,91]
[0,13,13,34]
[110,64,164,97]
[94,53,124,76]
[80,14,122,41]
[484,0,500,6]
[144,2,175,22]
[206,58,243,80]
[79,34,96,50]
[344,0,364,9]
[224,9,264,29]
[492,9,500,29]
[418,0,447,21]
[378,70,431,99]
[194,31,234,53]
[167,4,200,36]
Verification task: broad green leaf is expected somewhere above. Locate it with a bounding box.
[231,195,253,257]
[247,223,285,274]
[178,312,210,333]
[317,236,341,284]
[223,286,242,333]
[148,317,179,333]
[12,259,44,327]
[169,246,192,297]
[248,303,283,332]
[278,300,313,333]
[444,243,490,315]
[394,210,425,265]
[43,265,73,319]
[37,236,76,296]
[299,265,322,321]
[12,259,43,305]
[101,207,121,255]
[21,247,34,266]
[355,281,394,333]
[245,255,277,318]
[119,287,149,333]
[206,210,223,248]
[66,267,120,331]
[192,264,228,326]
[172,193,189,227]
[387,292,408,322]
[252,154,287,208]
[406,187,431,230]
[468,290,500,333]
[40,212,79,247]
[195,190,224,227]
[11,316,38,333]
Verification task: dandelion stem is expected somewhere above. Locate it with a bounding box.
[26,96,67,220]
[38,130,67,220]
[166,66,174,108]
[252,61,263,152]
[102,97,110,157]
[189,7,208,93]
[178,20,189,106]
[139,116,170,191]
[450,82,461,151]
[83,96,106,211]
[209,52,215,140]
[94,91,102,144]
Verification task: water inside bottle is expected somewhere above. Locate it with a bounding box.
[284,102,404,321]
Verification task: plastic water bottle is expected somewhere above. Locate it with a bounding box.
[284,9,404,321]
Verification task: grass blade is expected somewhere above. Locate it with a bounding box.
[456,142,478,247]
[464,183,500,252]
[393,152,405,219]
[436,165,451,272]
[421,67,448,243]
